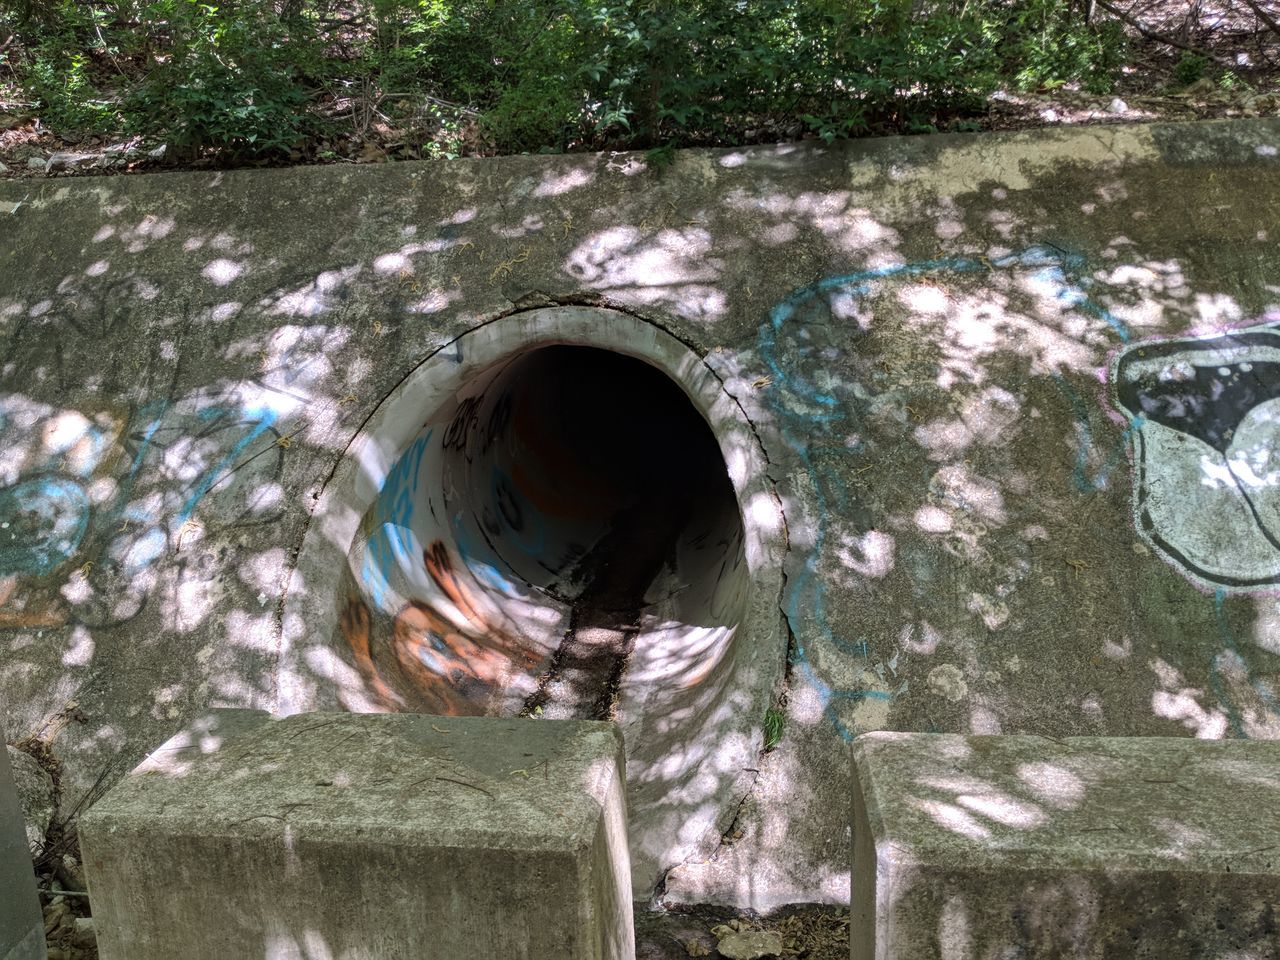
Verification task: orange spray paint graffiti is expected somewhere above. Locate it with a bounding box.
[339,540,538,715]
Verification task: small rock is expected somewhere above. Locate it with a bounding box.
[714,930,783,959]
[1039,108,1059,123]
[50,911,73,940]
[27,156,47,171]
[0,161,8,174]
[43,900,69,935]
[7,745,56,850]
[1183,77,1215,96]
[684,938,712,957]
[71,916,96,949]
[56,853,85,891]
[46,152,98,172]
[148,144,167,159]
[1107,98,1128,114]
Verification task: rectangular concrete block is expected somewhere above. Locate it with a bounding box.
[1,744,46,960]
[80,710,633,960]
[852,733,1280,959]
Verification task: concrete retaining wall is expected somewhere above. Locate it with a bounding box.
[0,744,45,960]
[2,118,1279,908]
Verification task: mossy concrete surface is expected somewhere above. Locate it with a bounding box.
[1,119,1279,909]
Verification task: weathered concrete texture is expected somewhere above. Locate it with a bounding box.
[80,710,633,960]
[2,118,1280,909]
[851,733,1280,959]
[4,746,53,852]
[1,744,46,960]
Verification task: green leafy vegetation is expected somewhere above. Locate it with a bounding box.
[0,1,1134,162]
[1173,52,1210,87]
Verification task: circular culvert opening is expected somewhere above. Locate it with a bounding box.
[283,306,786,895]
[349,343,745,720]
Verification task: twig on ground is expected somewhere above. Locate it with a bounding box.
[433,776,495,800]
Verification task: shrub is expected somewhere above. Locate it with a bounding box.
[2,0,1133,159]
[1174,52,1209,87]
[124,3,318,156]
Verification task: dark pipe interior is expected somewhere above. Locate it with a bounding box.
[343,343,747,722]
[497,346,740,718]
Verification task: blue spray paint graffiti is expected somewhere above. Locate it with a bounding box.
[0,396,285,629]
[176,405,280,525]
[361,430,431,611]
[758,245,1131,740]
[1055,374,1142,493]
[0,478,90,577]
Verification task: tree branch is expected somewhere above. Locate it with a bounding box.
[1094,0,1226,61]
[1240,0,1280,38]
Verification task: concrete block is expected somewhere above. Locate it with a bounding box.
[80,710,633,960]
[1,744,46,960]
[852,733,1280,960]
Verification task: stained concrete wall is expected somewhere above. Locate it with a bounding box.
[2,118,1280,909]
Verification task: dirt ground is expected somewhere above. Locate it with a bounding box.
[637,905,850,960]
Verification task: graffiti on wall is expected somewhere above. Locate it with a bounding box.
[759,244,1280,741]
[757,245,1133,740]
[0,391,285,631]
[1111,319,1280,592]
[342,540,536,715]
[359,430,431,612]
[350,403,544,714]
[0,263,369,636]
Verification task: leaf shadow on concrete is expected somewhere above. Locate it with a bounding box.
[0,122,1277,931]
[849,733,1280,958]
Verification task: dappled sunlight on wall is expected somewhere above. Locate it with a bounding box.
[850,733,1280,958]
[1,124,1278,911]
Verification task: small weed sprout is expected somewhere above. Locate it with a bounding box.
[763,707,785,752]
